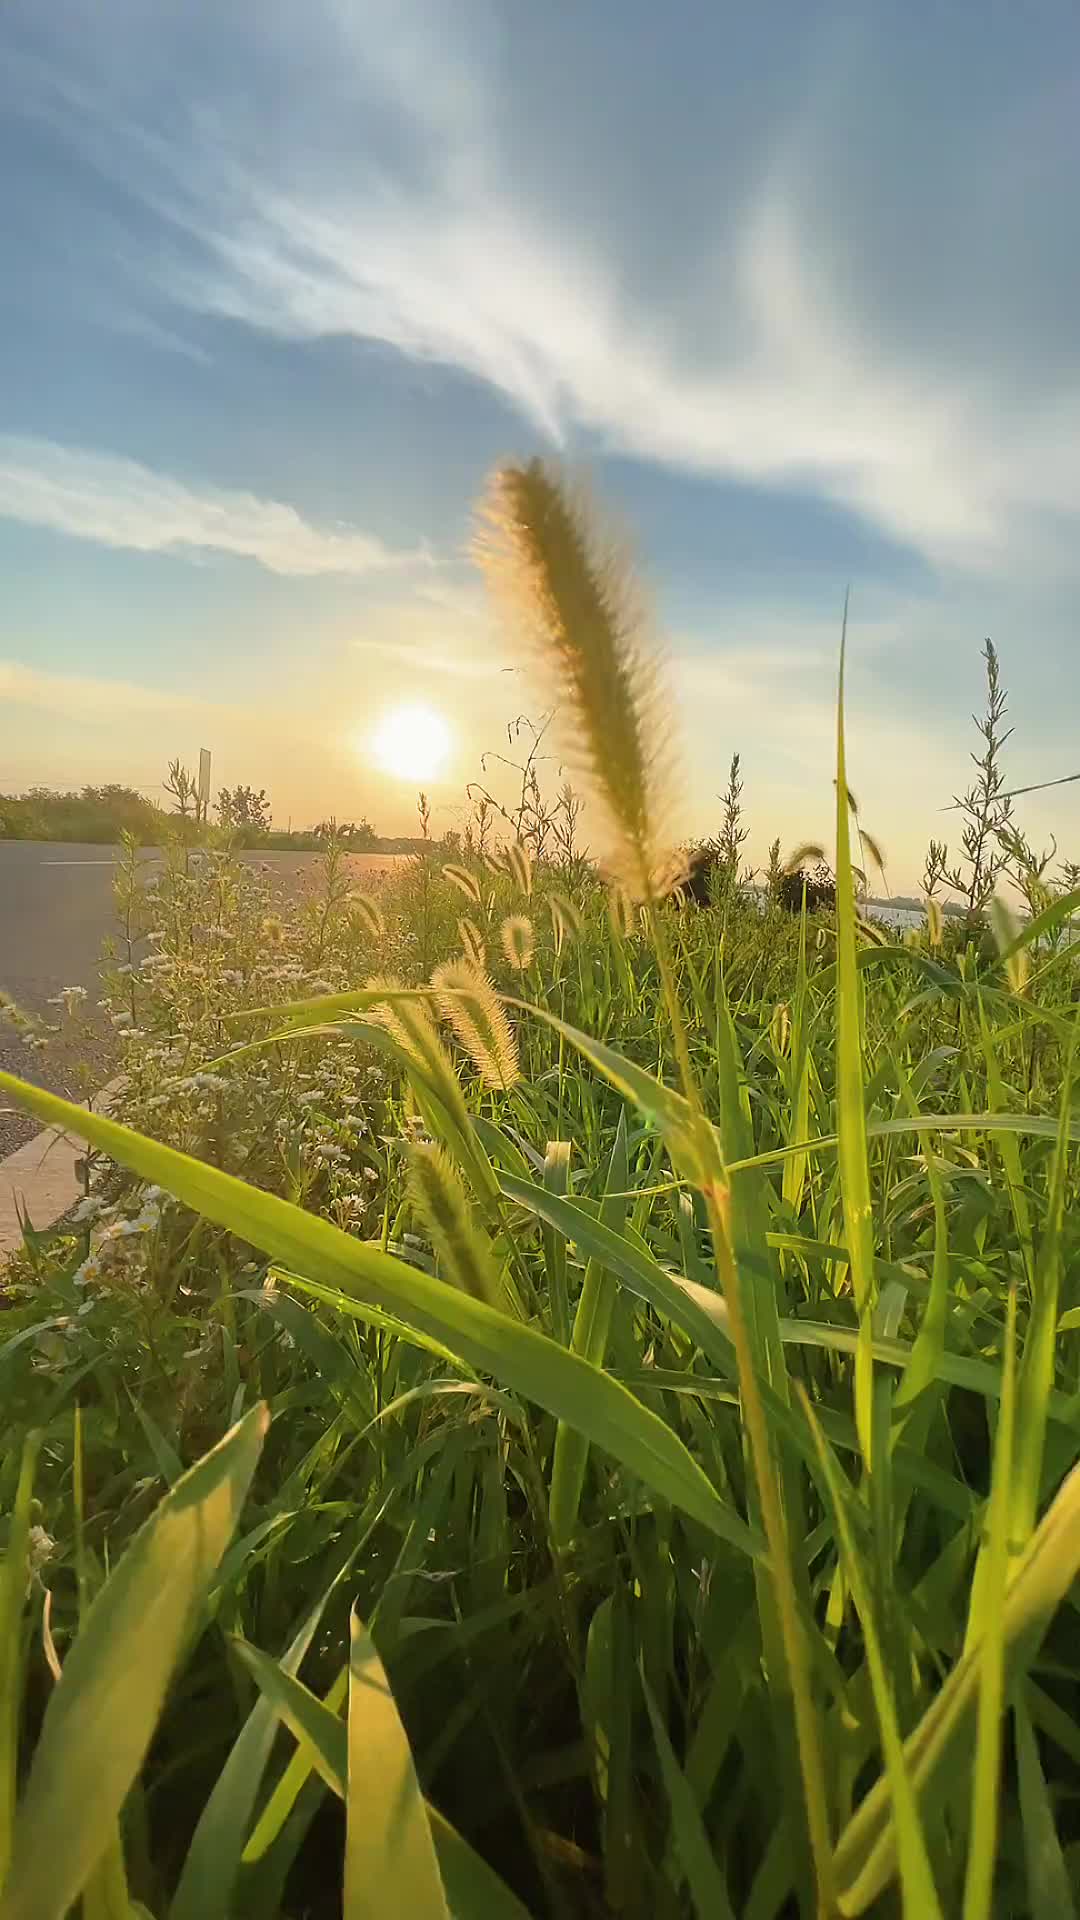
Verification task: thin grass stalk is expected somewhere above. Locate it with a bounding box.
[833,594,877,1472]
[644,895,836,1915]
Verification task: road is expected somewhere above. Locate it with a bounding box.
[0,842,407,1156]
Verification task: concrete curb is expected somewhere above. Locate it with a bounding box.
[0,1080,122,1258]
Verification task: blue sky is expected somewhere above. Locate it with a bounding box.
[2,0,1079,884]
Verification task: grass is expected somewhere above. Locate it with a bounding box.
[3,465,1080,1917]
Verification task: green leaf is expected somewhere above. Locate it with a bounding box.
[169,1556,354,1920]
[233,1636,528,1918]
[344,1607,449,1920]
[0,1407,267,1920]
[0,1072,754,1558]
[548,1115,629,1548]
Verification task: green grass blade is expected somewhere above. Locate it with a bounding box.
[833,1456,1080,1913]
[641,1667,736,1920]
[832,600,877,1470]
[169,1557,354,1920]
[235,1637,526,1918]
[1014,1696,1076,1920]
[0,1437,40,1893]
[344,1607,449,1920]
[963,1289,1017,1920]
[801,1389,943,1919]
[548,1114,629,1548]
[0,1407,267,1920]
[0,1072,755,1557]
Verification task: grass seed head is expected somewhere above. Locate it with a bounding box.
[476,458,675,900]
[350,894,386,938]
[442,864,482,906]
[406,1142,503,1308]
[432,958,519,1089]
[501,915,535,972]
[506,841,533,897]
[458,916,487,968]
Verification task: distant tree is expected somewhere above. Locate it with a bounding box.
[312,817,377,849]
[217,784,272,835]
[778,861,836,915]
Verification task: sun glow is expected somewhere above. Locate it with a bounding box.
[369,702,452,782]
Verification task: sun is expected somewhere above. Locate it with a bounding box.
[370,702,452,782]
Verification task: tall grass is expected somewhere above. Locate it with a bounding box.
[3,465,1080,1917]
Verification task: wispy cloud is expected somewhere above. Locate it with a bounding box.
[0,658,204,719]
[0,436,425,579]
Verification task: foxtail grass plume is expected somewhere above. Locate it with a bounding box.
[406,1143,504,1309]
[442,864,482,905]
[483,846,508,876]
[432,958,519,1089]
[350,894,385,938]
[925,897,944,948]
[784,842,826,875]
[458,917,486,968]
[365,974,472,1127]
[548,891,583,955]
[506,841,533,897]
[501,915,535,972]
[990,896,1030,996]
[606,884,635,940]
[477,459,674,901]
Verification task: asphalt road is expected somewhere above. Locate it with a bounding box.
[0,842,408,1156]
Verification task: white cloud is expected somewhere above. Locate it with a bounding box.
[0,436,425,579]
[107,1,1073,586]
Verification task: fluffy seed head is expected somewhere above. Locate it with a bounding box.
[483,846,508,876]
[476,459,674,900]
[784,842,826,875]
[458,917,486,968]
[548,891,583,955]
[350,894,386,938]
[500,915,534,972]
[442,864,482,905]
[506,841,533,897]
[432,958,519,1089]
[925,897,944,948]
[406,1143,504,1309]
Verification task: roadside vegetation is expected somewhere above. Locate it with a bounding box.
[3,463,1080,1918]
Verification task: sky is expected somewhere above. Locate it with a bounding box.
[2,0,1079,887]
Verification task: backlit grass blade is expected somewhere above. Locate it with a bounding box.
[170,1556,355,1920]
[963,1290,1017,1920]
[801,1388,944,1919]
[833,598,877,1471]
[1,1407,267,1920]
[344,1607,448,1920]
[234,1638,529,1918]
[548,1113,629,1548]
[833,1456,1080,1913]
[0,1071,756,1556]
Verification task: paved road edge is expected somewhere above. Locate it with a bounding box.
[0,1079,123,1258]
